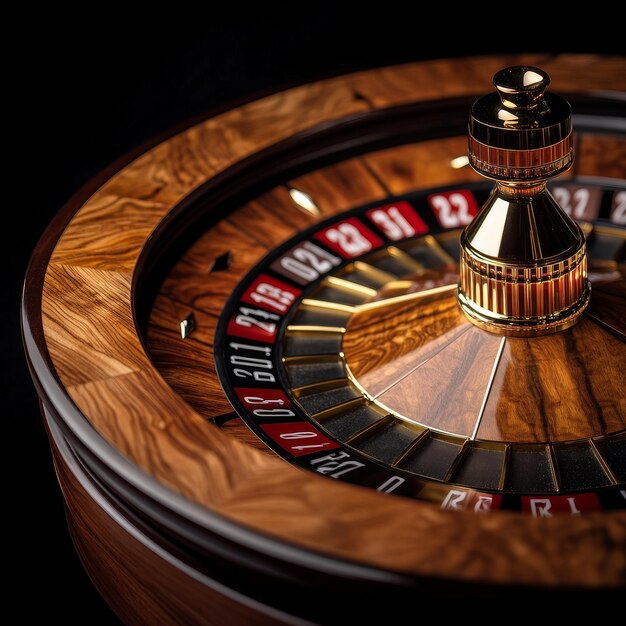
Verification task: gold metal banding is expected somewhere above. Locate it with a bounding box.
[286,325,346,335]
[546,445,561,492]
[589,438,619,485]
[458,245,590,336]
[342,360,374,402]
[291,378,352,398]
[424,234,457,264]
[468,135,573,181]
[299,299,355,313]
[458,66,590,336]
[325,276,377,297]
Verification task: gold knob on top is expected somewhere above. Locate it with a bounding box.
[458,66,590,336]
[468,66,574,181]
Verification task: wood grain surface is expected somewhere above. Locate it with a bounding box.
[48,416,288,625]
[343,268,626,442]
[364,137,483,195]
[576,135,626,179]
[35,55,626,588]
[478,317,626,441]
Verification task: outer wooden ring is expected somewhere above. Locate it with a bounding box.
[24,54,626,590]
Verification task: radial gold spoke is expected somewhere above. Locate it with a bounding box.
[325,276,377,297]
[310,397,365,420]
[547,445,562,492]
[498,444,511,491]
[443,439,471,482]
[291,378,352,398]
[299,299,355,313]
[589,438,619,485]
[353,261,397,282]
[354,283,457,313]
[344,414,395,445]
[386,246,426,273]
[586,311,626,340]
[425,234,458,265]
[470,336,506,440]
[371,325,471,400]
[286,325,346,334]
[391,428,430,467]
[282,353,343,365]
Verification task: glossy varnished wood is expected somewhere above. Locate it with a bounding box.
[148,159,387,421]
[340,54,626,109]
[289,158,387,213]
[343,265,626,442]
[479,317,626,441]
[147,295,231,418]
[344,288,465,395]
[147,293,271,454]
[364,137,482,195]
[158,219,267,319]
[588,289,626,338]
[576,135,626,179]
[47,417,288,625]
[32,55,626,603]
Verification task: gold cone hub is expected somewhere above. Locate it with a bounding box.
[458,67,590,336]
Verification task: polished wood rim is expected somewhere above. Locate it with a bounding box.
[24,54,626,588]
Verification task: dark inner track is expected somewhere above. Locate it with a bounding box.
[214,182,624,506]
[138,93,625,513]
[23,88,626,621]
[133,95,626,345]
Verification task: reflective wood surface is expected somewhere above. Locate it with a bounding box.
[27,56,626,616]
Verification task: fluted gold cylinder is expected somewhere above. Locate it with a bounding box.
[458,240,589,336]
[457,66,590,336]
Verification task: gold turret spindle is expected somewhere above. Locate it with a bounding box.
[457,66,590,336]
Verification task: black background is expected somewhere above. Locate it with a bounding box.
[6,8,625,623]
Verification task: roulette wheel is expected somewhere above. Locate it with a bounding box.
[23,55,626,623]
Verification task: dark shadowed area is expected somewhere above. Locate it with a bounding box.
[6,7,624,623]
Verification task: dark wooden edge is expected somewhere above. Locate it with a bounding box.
[42,361,621,616]
[24,96,488,596]
[135,94,626,337]
[42,408,314,625]
[133,95,480,335]
[22,97,475,592]
[22,76,626,597]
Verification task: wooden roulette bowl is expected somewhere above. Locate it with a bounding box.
[23,54,626,623]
